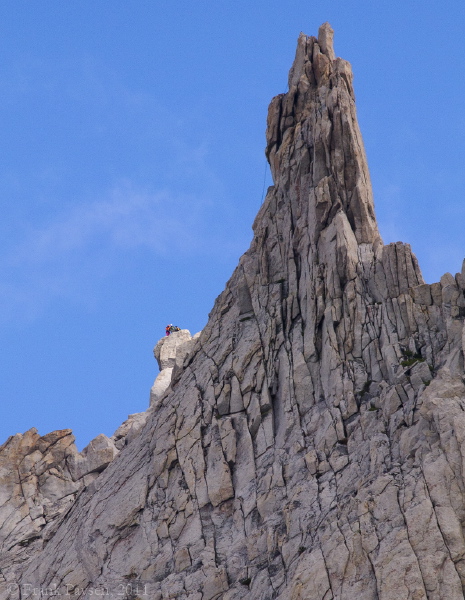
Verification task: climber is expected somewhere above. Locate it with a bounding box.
[170,325,181,333]
[165,324,171,336]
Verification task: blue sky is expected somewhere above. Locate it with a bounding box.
[1,1,464,449]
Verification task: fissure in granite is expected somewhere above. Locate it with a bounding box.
[1,22,465,600]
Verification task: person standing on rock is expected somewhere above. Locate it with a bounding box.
[165,324,171,336]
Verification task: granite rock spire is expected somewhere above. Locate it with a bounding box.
[2,23,465,600]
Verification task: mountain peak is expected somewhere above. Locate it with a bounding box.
[266,25,380,245]
[2,25,465,600]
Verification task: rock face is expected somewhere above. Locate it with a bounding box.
[0,429,118,580]
[2,22,465,600]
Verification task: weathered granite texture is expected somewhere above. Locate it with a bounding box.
[151,330,199,406]
[0,428,118,580]
[2,22,465,600]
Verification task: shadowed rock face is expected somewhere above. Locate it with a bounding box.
[2,22,465,600]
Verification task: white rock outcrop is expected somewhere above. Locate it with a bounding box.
[150,329,198,405]
[2,23,465,600]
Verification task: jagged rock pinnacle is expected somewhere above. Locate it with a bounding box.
[2,25,465,600]
[266,21,380,245]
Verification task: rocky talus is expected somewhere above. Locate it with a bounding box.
[2,22,465,600]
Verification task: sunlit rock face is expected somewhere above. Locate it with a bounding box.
[150,329,199,406]
[0,429,118,581]
[2,22,465,600]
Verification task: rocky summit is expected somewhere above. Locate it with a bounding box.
[2,22,465,600]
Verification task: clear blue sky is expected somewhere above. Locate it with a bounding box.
[1,1,464,449]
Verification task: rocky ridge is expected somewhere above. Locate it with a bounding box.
[2,22,465,600]
[0,330,198,581]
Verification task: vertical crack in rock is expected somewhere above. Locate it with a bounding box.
[2,22,465,600]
